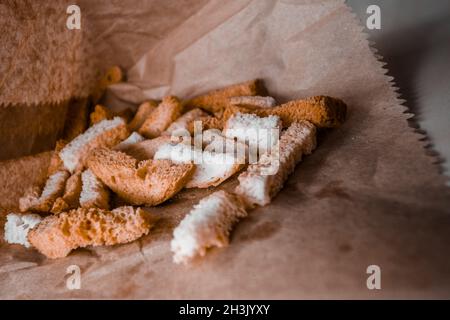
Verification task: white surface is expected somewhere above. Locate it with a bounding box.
[347,0,450,185]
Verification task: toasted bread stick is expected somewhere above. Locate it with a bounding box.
[236,121,317,207]
[171,190,247,264]
[139,96,183,138]
[87,147,195,206]
[224,96,347,128]
[59,117,129,173]
[128,100,158,132]
[28,206,155,259]
[185,79,268,114]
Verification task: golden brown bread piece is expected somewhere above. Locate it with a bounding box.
[28,206,156,259]
[51,171,82,214]
[185,79,268,114]
[138,96,183,138]
[47,139,67,176]
[223,95,347,128]
[87,147,195,206]
[171,190,247,264]
[128,100,159,132]
[59,117,129,173]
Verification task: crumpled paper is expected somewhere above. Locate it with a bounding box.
[1,0,450,299]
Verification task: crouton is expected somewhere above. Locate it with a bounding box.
[28,206,155,259]
[171,190,247,264]
[185,79,268,113]
[139,96,183,138]
[223,96,347,128]
[4,213,42,248]
[59,117,129,173]
[236,121,317,207]
[87,147,195,206]
[128,100,159,132]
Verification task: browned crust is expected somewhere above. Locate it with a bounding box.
[87,147,195,206]
[185,79,268,114]
[28,206,155,259]
[223,95,347,128]
[128,100,159,132]
[138,96,183,138]
[60,119,130,173]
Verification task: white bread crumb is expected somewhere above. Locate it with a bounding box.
[4,213,42,248]
[171,190,247,264]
